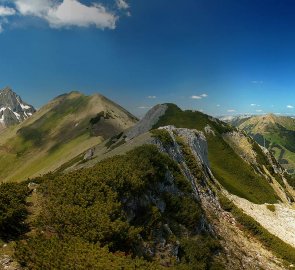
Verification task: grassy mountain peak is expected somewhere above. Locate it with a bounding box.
[0,91,137,182]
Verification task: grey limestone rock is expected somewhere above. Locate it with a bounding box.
[0,87,36,127]
[125,104,167,140]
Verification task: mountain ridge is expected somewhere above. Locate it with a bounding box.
[1,101,295,269]
[228,114,295,173]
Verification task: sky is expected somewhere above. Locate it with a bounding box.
[0,0,295,117]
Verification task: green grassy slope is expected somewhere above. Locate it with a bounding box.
[154,104,278,204]
[0,92,137,182]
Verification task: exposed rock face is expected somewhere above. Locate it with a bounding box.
[260,145,284,175]
[223,131,258,165]
[0,87,35,128]
[125,104,167,140]
[150,126,288,269]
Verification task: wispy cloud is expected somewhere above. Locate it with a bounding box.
[227,109,236,113]
[191,95,202,99]
[250,103,260,107]
[147,95,156,99]
[116,0,129,10]
[191,93,208,100]
[287,105,294,109]
[0,6,15,16]
[256,109,263,112]
[137,106,151,109]
[0,0,130,32]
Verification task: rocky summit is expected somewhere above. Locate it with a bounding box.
[0,87,35,128]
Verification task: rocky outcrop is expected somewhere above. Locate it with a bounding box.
[223,131,258,165]
[0,255,21,270]
[150,126,288,269]
[125,104,167,140]
[260,145,284,175]
[152,126,214,230]
[0,87,35,128]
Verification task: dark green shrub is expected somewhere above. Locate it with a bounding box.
[15,235,162,270]
[0,182,29,240]
[177,236,223,270]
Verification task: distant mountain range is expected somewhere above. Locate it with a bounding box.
[225,114,295,174]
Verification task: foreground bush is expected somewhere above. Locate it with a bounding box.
[16,235,162,270]
[0,182,29,240]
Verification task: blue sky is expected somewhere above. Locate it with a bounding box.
[0,0,295,117]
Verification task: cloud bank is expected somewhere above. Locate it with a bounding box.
[0,0,130,31]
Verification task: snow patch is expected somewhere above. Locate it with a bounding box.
[20,103,31,110]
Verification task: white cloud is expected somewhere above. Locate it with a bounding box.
[227,109,236,113]
[47,1,117,29]
[137,106,151,109]
[250,103,260,107]
[191,95,202,99]
[287,105,294,109]
[256,109,263,112]
[147,95,156,99]
[0,6,16,16]
[216,104,220,107]
[116,0,129,10]
[0,0,122,31]
[191,93,208,100]
[14,0,53,16]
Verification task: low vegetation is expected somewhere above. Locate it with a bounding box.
[16,236,162,270]
[266,204,276,212]
[151,128,174,147]
[13,145,223,269]
[284,172,295,189]
[0,182,29,240]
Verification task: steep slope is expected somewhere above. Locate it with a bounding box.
[70,104,286,204]
[235,114,295,174]
[0,87,35,130]
[2,103,295,269]
[0,91,137,182]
